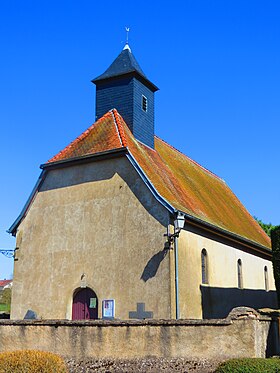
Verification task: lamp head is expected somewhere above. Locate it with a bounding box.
[174,213,185,233]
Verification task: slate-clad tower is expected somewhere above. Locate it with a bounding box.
[92,44,158,149]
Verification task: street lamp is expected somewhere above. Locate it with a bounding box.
[165,212,185,246]
[174,213,185,233]
[164,212,185,319]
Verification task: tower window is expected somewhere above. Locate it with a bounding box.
[264,266,269,291]
[201,249,208,284]
[237,259,243,289]
[142,95,148,112]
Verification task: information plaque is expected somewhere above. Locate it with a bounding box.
[102,299,115,319]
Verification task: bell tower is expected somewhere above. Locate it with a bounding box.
[92,44,159,149]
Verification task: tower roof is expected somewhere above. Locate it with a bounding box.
[92,46,159,92]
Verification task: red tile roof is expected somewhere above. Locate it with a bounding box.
[48,111,123,163]
[48,109,271,249]
[0,280,12,287]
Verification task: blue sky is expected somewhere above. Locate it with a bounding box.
[0,1,279,278]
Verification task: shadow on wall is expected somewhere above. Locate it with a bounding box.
[39,159,168,227]
[141,247,169,282]
[201,285,278,319]
[266,320,280,357]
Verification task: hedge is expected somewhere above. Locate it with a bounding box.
[272,226,280,308]
[215,358,280,372]
[0,350,68,373]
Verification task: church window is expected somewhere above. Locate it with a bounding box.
[142,95,148,112]
[201,249,208,284]
[237,259,243,289]
[264,266,269,291]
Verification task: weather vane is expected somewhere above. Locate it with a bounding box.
[125,27,130,45]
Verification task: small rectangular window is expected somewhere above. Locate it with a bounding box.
[142,95,148,112]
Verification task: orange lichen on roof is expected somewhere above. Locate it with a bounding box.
[48,110,271,248]
[115,112,270,248]
[48,111,123,163]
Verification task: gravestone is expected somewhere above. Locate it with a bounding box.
[24,309,37,319]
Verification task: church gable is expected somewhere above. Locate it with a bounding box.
[12,156,170,319]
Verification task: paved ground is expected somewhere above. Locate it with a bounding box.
[65,357,222,372]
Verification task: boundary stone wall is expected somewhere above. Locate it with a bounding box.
[0,309,279,360]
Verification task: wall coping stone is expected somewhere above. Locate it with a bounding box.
[1,308,272,326]
[0,319,234,327]
[0,317,271,327]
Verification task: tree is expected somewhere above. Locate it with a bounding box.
[0,288,11,313]
[254,217,276,237]
[271,226,280,308]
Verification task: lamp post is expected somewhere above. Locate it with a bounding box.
[165,213,185,319]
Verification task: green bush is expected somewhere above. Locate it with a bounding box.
[215,358,280,373]
[0,350,68,373]
[0,304,8,312]
[272,226,280,308]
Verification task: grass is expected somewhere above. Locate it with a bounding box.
[0,303,10,312]
[215,358,280,372]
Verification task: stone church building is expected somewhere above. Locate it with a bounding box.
[9,44,277,320]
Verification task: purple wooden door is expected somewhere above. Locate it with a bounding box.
[72,288,98,320]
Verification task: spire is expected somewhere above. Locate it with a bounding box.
[92,47,158,92]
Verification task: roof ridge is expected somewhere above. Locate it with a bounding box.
[110,109,124,147]
[48,111,113,163]
[155,135,224,182]
[112,109,127,147]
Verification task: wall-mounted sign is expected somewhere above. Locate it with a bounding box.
[102,299,115,319]
[89,297,97,308]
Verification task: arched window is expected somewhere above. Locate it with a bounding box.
[237,259,243,289]
[201,249,208,284]
[264,266,269,291]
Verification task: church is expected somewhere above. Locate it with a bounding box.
[9,43,277,320]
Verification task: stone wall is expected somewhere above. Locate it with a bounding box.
[0,309,279,360]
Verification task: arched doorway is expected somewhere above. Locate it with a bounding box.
[72,287,98,320]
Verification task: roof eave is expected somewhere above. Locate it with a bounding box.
[126,151,175,214]
[41,147,128,170]
[92,71,159,92]
[8,148,128,235]
[175,209,271,257]
[7,170,47,236]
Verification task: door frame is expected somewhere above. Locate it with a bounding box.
[72,286,99,320]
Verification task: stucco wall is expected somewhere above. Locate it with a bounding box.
[178,228,277,319]
[11,157,170,320]
[0,312,278,359]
